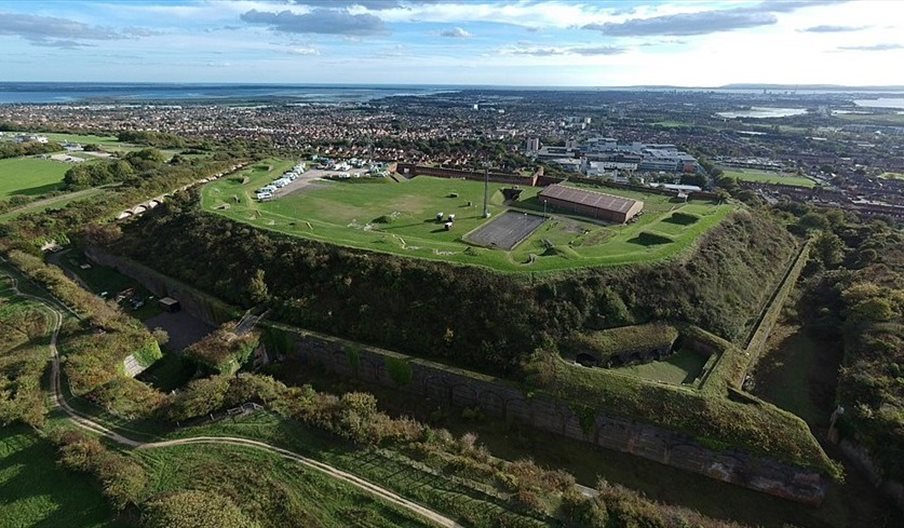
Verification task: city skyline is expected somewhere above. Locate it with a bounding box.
[1,0,903,86]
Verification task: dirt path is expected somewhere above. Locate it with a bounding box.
[4,271,462,528]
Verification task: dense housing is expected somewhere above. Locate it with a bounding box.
[539,183,644,223]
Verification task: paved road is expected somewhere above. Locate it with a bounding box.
[4,272,463,528]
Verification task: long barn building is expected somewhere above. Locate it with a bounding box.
[539,183,644,223]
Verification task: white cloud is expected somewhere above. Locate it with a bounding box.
[287,46,320,55]
[439,27,471,38]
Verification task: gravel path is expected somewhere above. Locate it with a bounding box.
[4,271,462,528]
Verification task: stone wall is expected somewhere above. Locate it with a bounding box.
[840,440,904,511]
[271,324,831,505]
[87,247,831,505]
[85,247,238,326]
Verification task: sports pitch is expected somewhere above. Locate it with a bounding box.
[201,159,735,272]
[720,167,816,188]
[0,157,72,198]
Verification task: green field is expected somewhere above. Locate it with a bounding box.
[135,442,431,528]
[720,167,816,188]
[0,157,72,198]
[0,185,111,222]
[0,426,119,528]
[2,132,182,160]
[201,160,734,272]
[38,132,121,146]
[612,348,709,385]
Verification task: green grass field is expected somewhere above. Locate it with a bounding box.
[720,167,816,188]
[612,348,709,385]
[0,426,119,528]
[3,132,181,159]
[0,157,72,199]
[0,185,111,222]
[201,160,734,272]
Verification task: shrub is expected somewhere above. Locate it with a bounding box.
[385,356,413,386]
[54,429,148,510]
[88,377,167,419]
[141,490,260,528]
[665,212,700,225]
[184,322,259,375]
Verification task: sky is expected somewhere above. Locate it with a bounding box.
[1,0,903,86]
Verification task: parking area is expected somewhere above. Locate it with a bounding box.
[276,168,370,197]
[465,210,546,250]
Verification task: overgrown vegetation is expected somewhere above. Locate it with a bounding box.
[63,148,168,189]
[0,276,50,427]
[53,429,149,510]
[183,321,260,375]
[523,347,840,476]
[111,196,795,375]
[7,250,166,418]
[161,372,743,528]
[564,323,679,365]
[780,203,904,482]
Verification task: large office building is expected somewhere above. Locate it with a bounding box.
[539,183,644,223]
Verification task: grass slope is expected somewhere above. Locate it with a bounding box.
[0,426,119,528]
[135,442,432,528]
[0,158,71,198]
[201,160,734,272]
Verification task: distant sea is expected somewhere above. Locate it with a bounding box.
[4,82,904,105]
[0,83,457,104]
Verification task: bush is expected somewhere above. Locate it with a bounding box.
[141,490,260,528]
[54,429,148,510]
[665,212,700,225]
[88,377,167,419]
[184,322,259,375]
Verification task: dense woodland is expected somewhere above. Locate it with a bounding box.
[110,194,796,374]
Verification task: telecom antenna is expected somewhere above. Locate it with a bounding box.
[483,165,491,218]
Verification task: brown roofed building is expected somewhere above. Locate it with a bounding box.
[539,183,644,223]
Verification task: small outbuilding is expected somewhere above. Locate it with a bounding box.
[158,297,181,313]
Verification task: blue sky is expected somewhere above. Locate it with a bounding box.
[1,0,903,86]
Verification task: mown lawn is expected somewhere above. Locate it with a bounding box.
[0,157,71,198]
[0,426,119,528]
[720,167,816,188]
[202,160,734,272]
